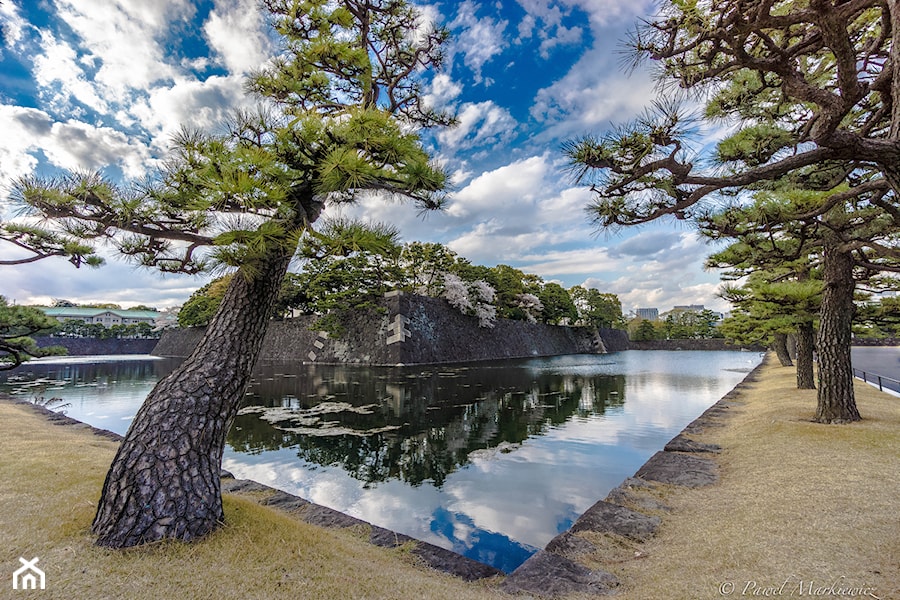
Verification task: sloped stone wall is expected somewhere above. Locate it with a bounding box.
[154,293,622,365]
[33,336,159,355]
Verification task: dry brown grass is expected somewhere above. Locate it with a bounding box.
[601,355,900,600]
[1,354,897,600]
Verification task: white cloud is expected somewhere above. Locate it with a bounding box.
[50,0,191,99]
[203,0,269,74]
[449,1,509,84]
[0,104,153,188]
[510,0,659,141]
[570,231,730,313]
[0,105,50,182]
[538,24,583,58]
[32,31,110,114]
[516,13,537,40]
[27,0,261,147]
[437,100,518,152]
[530,49,657,138]
[446,154,550,219]
[129,75,248,145]
[549,0,651,29]
[424,73,463,110]
[46,120,153,177]
[520,247,622,276]
[0,1,27,49]
[448,220,555,263]
[514,1,565,31]
[438,155,600,265]
[1,248,206,309]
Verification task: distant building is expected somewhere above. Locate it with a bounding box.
[39,307,161,327]
[635,308,659,321]
[672,304,706,312]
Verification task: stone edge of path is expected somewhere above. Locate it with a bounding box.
[500,356,767,597]
[4,355,765,594]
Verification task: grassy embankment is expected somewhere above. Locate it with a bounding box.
[601,355,899,600]
[1,354,897,599]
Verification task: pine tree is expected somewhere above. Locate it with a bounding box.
[11,0,453,547]
[566,1,900,422]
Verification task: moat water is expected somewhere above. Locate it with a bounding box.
[1,350,761,572]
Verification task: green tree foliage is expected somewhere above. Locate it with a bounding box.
[662,309,723,340]
[272,273,311,320]
[569,286,625,329]
[705,206,824,387]
[397,241,459,296]
[538,282,578,325]
[54,320,157,339]
[485,264,528,320]
[177,276,235,328]
[0,223,103,268]
[631,319,660,341]
[565,1,900,423]
[293,219,402,335]
[0,297,64,369]
[854,296,900,339]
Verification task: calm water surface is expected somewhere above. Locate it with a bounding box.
[1,350,761,572]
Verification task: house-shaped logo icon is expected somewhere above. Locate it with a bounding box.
[13,557,45,590]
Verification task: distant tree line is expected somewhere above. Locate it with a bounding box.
[51,320,158,340]
[177,221,626,335]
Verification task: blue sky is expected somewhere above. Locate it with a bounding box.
[0,0,730,314]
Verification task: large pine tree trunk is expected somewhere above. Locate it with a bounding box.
[92,250,293,547]
[815,243,861,423]
[772,332,793,367]
[795,321,816,390]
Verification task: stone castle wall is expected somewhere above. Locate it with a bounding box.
[34,336,159,355]
[153,292,627,365]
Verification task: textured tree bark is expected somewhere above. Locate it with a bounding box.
[772,332,793,367]
[815,243,861,423]
[92,249,293,547]
[795,321,816,390]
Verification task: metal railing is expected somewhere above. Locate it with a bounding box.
[852,368,900,394]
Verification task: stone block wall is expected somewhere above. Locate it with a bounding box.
[153,293,624,365]
[33,336,159,355]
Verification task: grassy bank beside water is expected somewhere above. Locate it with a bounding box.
[603,354,899,600]
[1,354,897,599]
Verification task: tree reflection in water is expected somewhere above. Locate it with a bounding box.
[228,361,626,488]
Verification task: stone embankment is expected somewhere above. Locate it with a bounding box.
[154,292,631,364]
[33,336,159,355]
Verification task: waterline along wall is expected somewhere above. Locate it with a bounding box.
[154,292,631,365]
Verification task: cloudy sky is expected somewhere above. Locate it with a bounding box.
[0,0,730,313]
